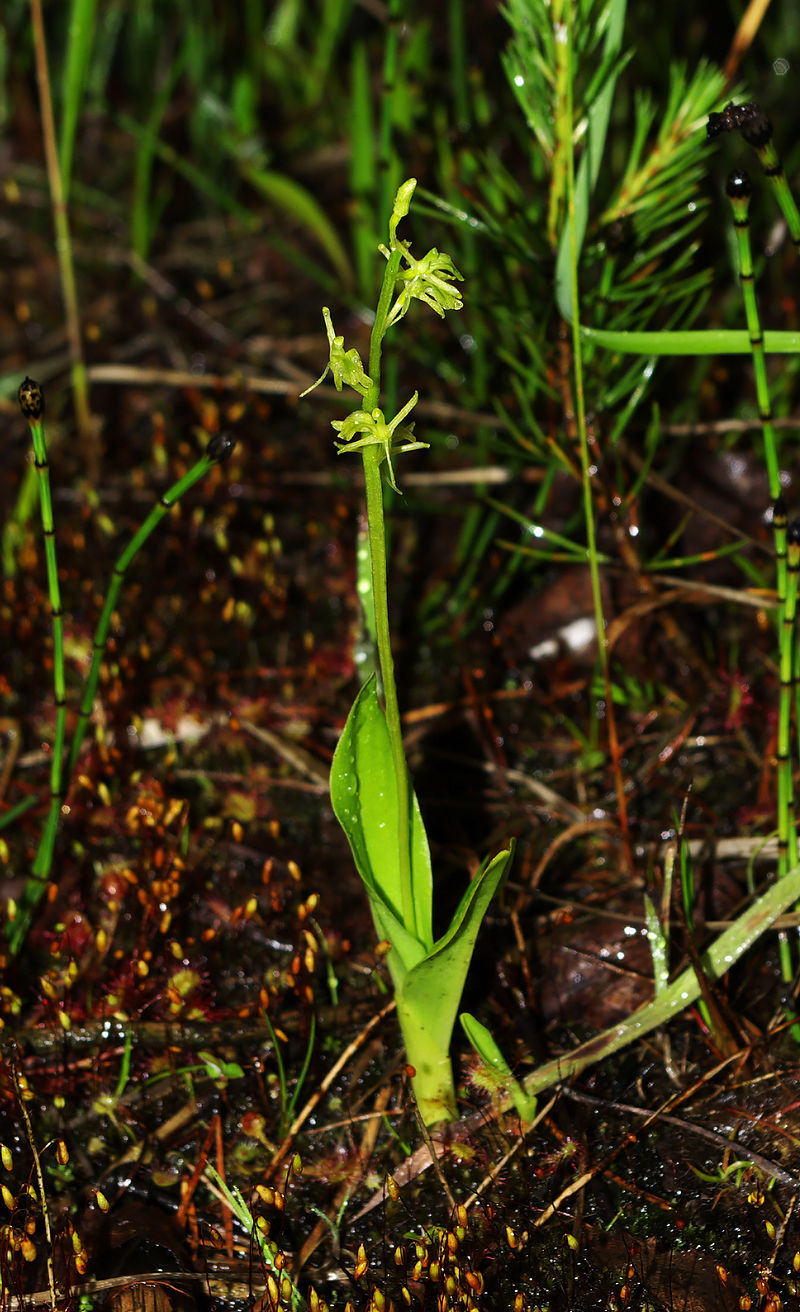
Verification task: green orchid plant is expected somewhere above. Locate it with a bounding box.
[305,179,514,1126]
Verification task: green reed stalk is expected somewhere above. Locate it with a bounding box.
[10,379,235,955]
[774,517,800,1033]
[59,0,99,201]
[738,113,800,738]
[28,0,94,472]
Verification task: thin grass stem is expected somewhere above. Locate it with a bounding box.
[562,9,632,875]
[378,0,402,240]
[59,0,99,201]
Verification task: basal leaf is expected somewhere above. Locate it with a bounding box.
[330,675,433,964]
[397,843,514,1057]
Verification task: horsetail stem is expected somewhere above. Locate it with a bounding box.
[66,431,236,781]
[778,505,799,879]
[779,520,800,1008]
[724,172,782,502]
[9,381,235,955]
[17,378,67,887]
[723,174,800,994]
[708,102,800,252]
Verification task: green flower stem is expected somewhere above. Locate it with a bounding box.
[400,1008,458,1125]
[357,236,415,938]
[360,444,415,937]
[366,249,404,405]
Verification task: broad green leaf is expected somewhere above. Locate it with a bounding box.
[397,843,514,1059]
[330,676,433,965]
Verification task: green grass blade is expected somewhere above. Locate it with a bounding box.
[575,325,800,355]
[349,40,376,297]
[555,0,628,315]
[130,52,185,261]
[519,862,800,1102]
[59,0,99,199]
[241,163,354,290]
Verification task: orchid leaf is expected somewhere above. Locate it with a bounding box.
[389,843,513,1124]
[330,675,433,966]
[398,844,514,1058]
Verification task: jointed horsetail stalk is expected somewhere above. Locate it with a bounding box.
[708,102,800,251]
[779,521,800,998]
[777,510,799,878]
[722,174,800,993]
[11,378,235,955]
[724,172,782,503]
[17,378,67,888]
[66,430,236,780]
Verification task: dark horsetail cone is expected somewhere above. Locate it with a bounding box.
[18,377,44,421]
[208,432,236,462]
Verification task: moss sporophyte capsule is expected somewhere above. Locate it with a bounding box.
[18,377,44,421]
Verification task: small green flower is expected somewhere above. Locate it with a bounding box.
[331,392,427,493]
[380,245,465,331]
[300,307,373,398]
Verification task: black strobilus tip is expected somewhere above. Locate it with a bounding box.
[707,101,773,148]
[207,432,236,463]
[18,376,44,422]
[726,169,752,202]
